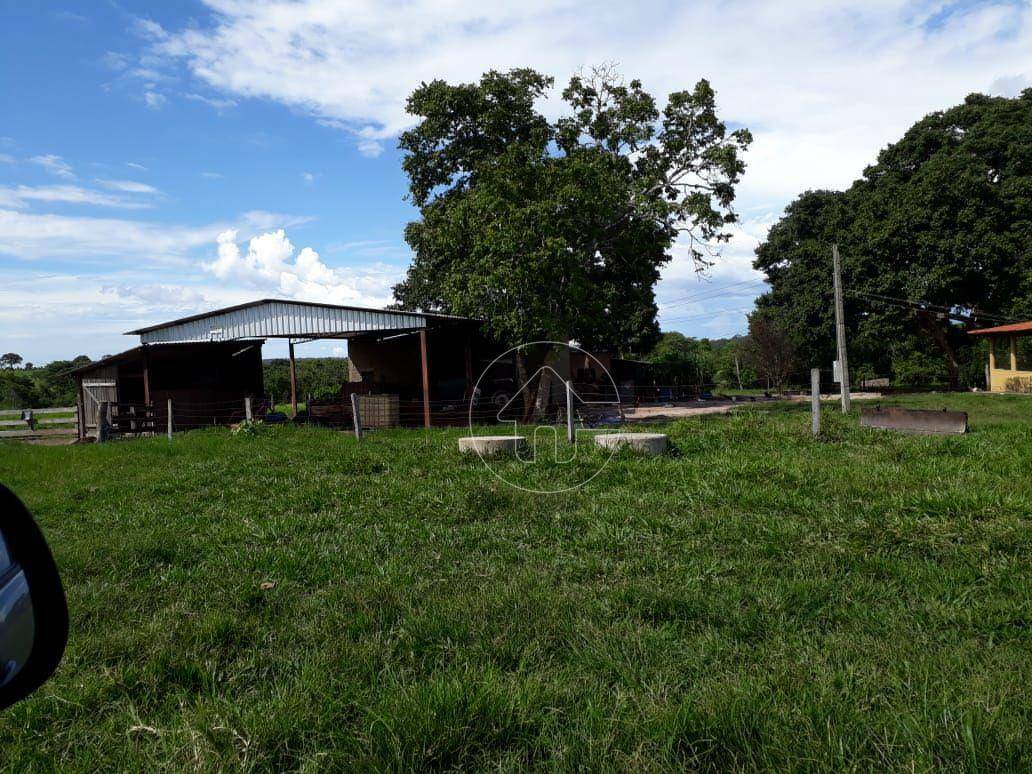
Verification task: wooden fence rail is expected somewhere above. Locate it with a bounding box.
[0,407,79,440]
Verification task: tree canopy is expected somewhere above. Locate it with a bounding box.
[754,90,1032,387]
[394,66,751,354]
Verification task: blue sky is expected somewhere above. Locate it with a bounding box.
[2,1,1029,362]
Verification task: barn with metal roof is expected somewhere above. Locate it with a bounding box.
[72,299,487,437]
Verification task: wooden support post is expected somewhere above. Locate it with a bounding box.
[811,368,821,438]
[351,392,362,440]
[832,244,851,413]
[245,396,252,422]
[75,391,85,442]
[987,338,996,391]
[142,347,151,406]
[566,380,575,444]
[288,339,298,417]
[464,336,474,398]
[167,397,173,440]
[419,328,431,429]
[78,377,88,440]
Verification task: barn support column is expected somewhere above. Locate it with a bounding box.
[419,329,431,429]
[142,346,151,405]
[76,377,86,441]
[289,339,298,417]
[464,336,474,399]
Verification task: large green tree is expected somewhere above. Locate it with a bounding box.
[754,90,1032,387]
[394,66,751,356]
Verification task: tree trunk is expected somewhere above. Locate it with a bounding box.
[532,364,554,423]
[916,311,960,389]
[515,352,534,424]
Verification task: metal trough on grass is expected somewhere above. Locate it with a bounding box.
[860,406,968,435]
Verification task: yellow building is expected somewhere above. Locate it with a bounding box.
[969,321,1032,392]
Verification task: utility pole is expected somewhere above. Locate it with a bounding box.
[832,244,851,413]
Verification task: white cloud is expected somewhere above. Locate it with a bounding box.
[301,172,316,184]
[206,228,401,306]
[201,171,224,179]
[29,154,75,179]
[125,161,148,171]
[0,184,154,210]
[144,0,1032,196]
[0,208,312,264]
[143,91,166,109]
[132,17,168,41]
[0,267,259,362]
[0,153,14,164]
[357,139,384,158]
[185,92,238,110]
[989,73,1031,97]
[96,178,160,194]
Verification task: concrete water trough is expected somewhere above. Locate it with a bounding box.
[594,432,668,454]
[459,435,527,456]
[860,407,968,435]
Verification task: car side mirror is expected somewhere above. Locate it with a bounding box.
[0,484,68,710]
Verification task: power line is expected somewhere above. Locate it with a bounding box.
[847,290,1019,323]
[658,277,769,309]
[661,306,755,324]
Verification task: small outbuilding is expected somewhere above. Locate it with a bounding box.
[969,320,1032,392]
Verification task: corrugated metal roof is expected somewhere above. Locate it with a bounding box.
[967,321,1032,336]
[126,299,474,344]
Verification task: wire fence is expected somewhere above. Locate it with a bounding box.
[88,372,934,442]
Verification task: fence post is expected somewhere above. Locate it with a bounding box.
[566,380,575,444]
[245,396,252,422]
[167,397,173,440]
[351,392,362,440]
[811,368,821,438]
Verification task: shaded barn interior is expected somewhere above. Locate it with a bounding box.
[72,342,264,436]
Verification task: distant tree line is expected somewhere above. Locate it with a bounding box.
[0,353,353,410]
[263,358,350,404]
[643,325,807,393]
[0,355,92,409]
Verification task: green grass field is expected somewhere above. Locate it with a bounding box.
[1,394,1029,770]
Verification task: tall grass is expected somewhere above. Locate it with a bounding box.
[0,394,1029,770]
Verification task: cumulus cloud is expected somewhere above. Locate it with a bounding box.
[143,91,166,109]
[206,229,401,306]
